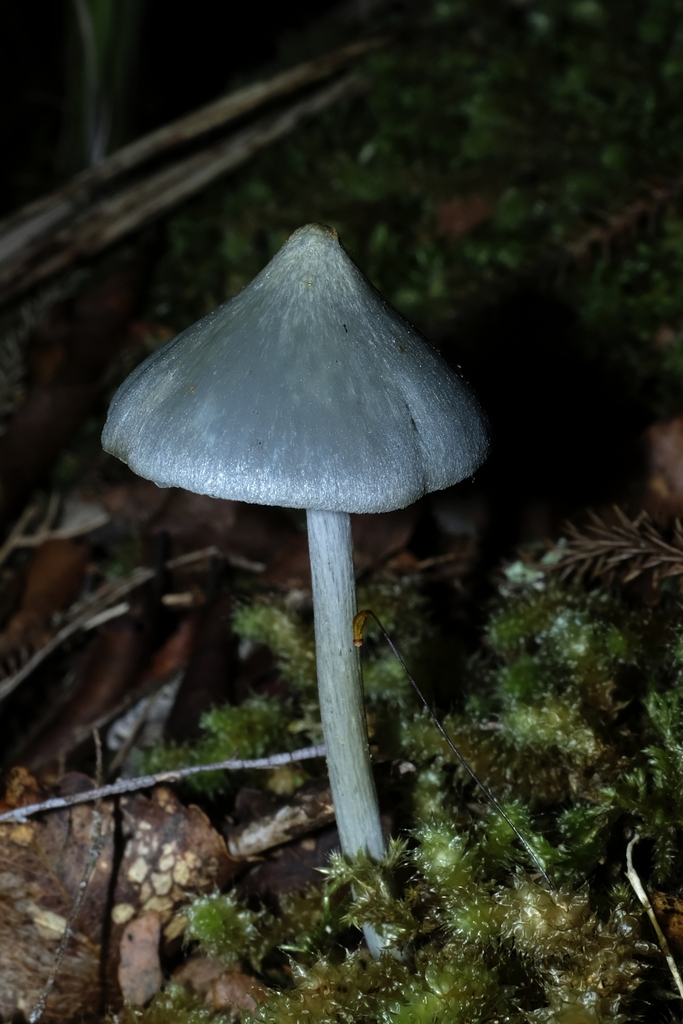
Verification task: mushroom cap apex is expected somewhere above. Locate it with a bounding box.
[290,222,339,242]
[102,225,489,513]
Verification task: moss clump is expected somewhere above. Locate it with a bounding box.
[617,684,683,886]
[233,824,647,1024]
[147,0,683,420]
[185,885,344,974]
[114,985,216,1024]
[232,601,317,700]
[139,693,298,796]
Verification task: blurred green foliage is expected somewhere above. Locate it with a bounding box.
[148,0,683,416]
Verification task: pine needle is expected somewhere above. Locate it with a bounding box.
[551,507,683,587]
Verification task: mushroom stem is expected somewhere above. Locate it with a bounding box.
[307,508,386,861]
[307,509,387,956]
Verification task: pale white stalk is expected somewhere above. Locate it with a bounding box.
[307,508,386,956]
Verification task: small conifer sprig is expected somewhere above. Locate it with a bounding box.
[552,506,683,586]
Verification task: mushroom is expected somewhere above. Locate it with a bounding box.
[102,224,488,951]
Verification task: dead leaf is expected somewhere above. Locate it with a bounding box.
[165,594,238,740]
[20,608,154,771]
[0,764,45,812]
[237,824,340,902]
[141,614,199,683]
[101,478,170,524]
[227,777,334,858]
[261,508,421,588]
[652,891,683,959]
[644,416,683,518]
[175,956,268,1018]
[118,913,163,1006]
[0,266,144,520]
[150,491,299,565]
[211,969,269,1016]
[115,785,236,945]
[0,538,89,670]
[0,769,236,1021]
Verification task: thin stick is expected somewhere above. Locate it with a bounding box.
[0,745,327,825]
[354,609,556,890]
[0,545,252,704]
[0,75,364,303]
[0,37,386,267]
[625,834,683,998]
[0,566,154,703]
[0,501,39,566]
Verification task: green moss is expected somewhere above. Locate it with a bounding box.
[139,694,298,796]
[185,885,341,973]
[186,890,272,971]
[114,985,219,1024]
[234,821,647,1024]
[617,684,683,885]
[232,601,317,699]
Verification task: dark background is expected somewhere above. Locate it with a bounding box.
[0,0,354,215]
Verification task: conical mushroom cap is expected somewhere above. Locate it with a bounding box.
[102,224,488,513]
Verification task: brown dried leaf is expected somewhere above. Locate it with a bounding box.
[174,957,268,1018]
[0,770,236,1021]
[652,891,683,960]
[351,507,420,569]
[101,478,170,524]
[118,913,163,1006]
[0,266,144,520]
[647,418,683,496]
[20,609,153,771]
[211,969,269,1016]
[0,538,89,668]
[114,785,236,943]
[150,491,299,565]
[165,594,237,740]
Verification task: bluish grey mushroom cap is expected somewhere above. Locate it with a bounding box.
[102,224,489,514]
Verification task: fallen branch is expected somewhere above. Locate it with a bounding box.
[0,40,378,305]
[0,39,383,269]
[0,545,240,704]
[626,834,683,999]
[0,745,327,825]
[0,566,153,703]
[227,779,335,858]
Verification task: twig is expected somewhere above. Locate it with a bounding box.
[626,834,683,999]
[0,493,110,569]
[0,38,385,276]
[0,74,365,303]
[30,668,181,773]
[0,566,154,703]
[0,545,247,704]
[0,745,327,825]
[0,500,39,566]
[354,608,556,890]
[28,726,107,1023]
